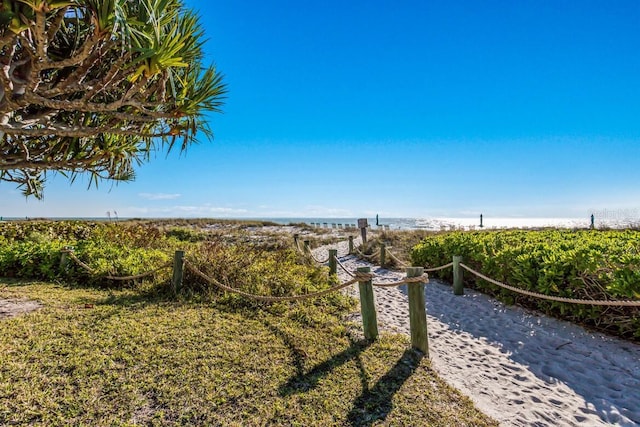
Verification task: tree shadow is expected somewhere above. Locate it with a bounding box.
[346,349,423,426]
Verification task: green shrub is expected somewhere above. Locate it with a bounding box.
[0,240,66,280]
[165,227,207,242]
[0,221,351,311]
[412,230,640,340]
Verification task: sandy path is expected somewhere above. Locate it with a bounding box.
[0,298,41,319]
[314,240,640,426]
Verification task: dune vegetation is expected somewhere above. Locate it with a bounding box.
[0,220,497,426]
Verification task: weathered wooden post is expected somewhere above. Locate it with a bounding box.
[348,236,354,254]
[303,240,311,253]
[453,255,464,295]
[379,243,386,267]
[407,267,428,355]
[329,249,337,275]
[480,214,484,228]
[357,266,378,340]
[59,246,72,273]
[358,218,368,243]
[172,250,185,294]
[293,233,300,250]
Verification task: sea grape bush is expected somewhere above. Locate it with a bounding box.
[411,229,640,340]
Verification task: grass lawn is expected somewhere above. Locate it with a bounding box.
[0,280,497,426]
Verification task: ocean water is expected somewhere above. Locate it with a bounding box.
[261,216,638,230]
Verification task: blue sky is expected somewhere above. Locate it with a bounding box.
[2,0,640,219]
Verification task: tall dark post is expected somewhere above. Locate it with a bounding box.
[590,214,595,229]
[376,214,379,226]
[480,214,484,228]
[358,218,368,243]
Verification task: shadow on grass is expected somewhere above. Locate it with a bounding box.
[273,326,372,395]
[347,349,423,426]
[270,315,424,426]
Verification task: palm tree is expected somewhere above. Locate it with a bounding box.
[0,0,226,198]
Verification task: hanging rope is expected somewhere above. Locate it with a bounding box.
[355,247,379,260]
[424,262,454,272]
[184,259,373,302]
[309,251,330,264]
[372,274,429,287]
[385,249,408,267]
[460,263,640,307]
[62,249,171,281]
[335,257,357,277]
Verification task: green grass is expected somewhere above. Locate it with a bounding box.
[0,281,497,426]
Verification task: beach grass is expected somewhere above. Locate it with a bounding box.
[0,280,497,426]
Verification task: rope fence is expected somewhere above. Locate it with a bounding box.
[293,235,330,264]
[57,234,640,356]
[63,241,639,308]
[184,259,370,302]
[61,242,432,353]
[333,236,640,308]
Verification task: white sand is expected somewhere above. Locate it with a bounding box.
[0,298,41,319]
[314,240,640,426]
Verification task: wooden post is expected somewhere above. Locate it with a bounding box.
[358,218,368,243]
[379,243,386,267]
[303,240,310,253]
[453,255,463,295]
[348,236,354,254]
[357,266,378,340]
[407,267,429,355]
[172,250,185,294]
[329,249,337,275]
[293,233,299,250]
[59,246,72,273]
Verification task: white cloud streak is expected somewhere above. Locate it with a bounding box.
[126,205,248,217]
[138,192,182,201]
